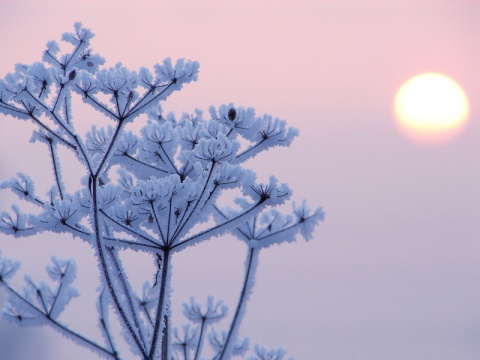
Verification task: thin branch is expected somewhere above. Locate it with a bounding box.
[103,236,163,252]
[218,247,257,360]
[170,162,215,242]
[92,181,149,359]
[64,93,71,124]
[213,205,251,241]
[24,86,69,132]
[37,290,50,315]
[48,139,64,200]
[120,91,134,119]
[0,100,30,114]
[30,113,77,150]
[44,50,63,68]
[193,318,206,360]
[83,92,120,120]
[73,134,94,175]
[256,216,316,241]
[150,202,167,246]
[95,120,124,177]
[171,201,263,251]
[126,85,156,115]
[141,305,154,328]
[51,82,66,113]
[233,139,266,162]
[99,209,162,249]
[23,88,95,174]
[99,289,119,357]
[62,222,91,236]
[125,81,174,119]
[11,179,45,207]
[48,277,64,317]
[0,281,118,359]
[158,143,179,175]
[166,199,173,247]
[113,91,122,118]
[199,183,220,211]
[64,34,86,69]
[107,247,148,351]
[121,154,170,175]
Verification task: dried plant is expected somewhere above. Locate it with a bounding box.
[0,23,323,359]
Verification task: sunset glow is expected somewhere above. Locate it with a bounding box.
[394,73,469,144]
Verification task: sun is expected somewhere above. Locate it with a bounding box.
[394,73,469,144]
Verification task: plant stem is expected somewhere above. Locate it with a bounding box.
[218,246,257,360]
[193,318,206,360]
[149,248,170,359]
[108,247,147,349]
[92,180,148,359]
[48,140,64,200]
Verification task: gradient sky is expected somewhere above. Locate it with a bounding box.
[1,1,480,359]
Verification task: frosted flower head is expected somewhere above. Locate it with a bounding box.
[182,297,227,324]
[172,324,198,350]
[130,175,181,206]
[154,58,200,86]
[138,281,157,311]
[193,134,239,163]
[208,329,249,356]
[180,119,208,151]
[249,344,289,360]
[211,104,257,135]
[246,176,291,206]
[2,303,37,325]
[114,204,140,227]
[46,257,76,285]
[26,62,52,98]
[114,131,139,157]
[62,22,95,46]
[0,252,20,283]
[94,63,139,113]
[293,201,325,240]
[86,125,114,156]
[0,206,35,237]
[73,50,105,73]
[1,173,38,204]
[50,197,80,223]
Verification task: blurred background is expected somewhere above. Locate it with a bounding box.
[1,1,480,359]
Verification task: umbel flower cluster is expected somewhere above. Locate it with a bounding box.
[0,23,323,360]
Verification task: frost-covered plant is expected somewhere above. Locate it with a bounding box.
[0,23,323,360]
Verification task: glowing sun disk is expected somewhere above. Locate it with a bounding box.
[394,73,469,144]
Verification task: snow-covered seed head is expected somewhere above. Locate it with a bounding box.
[228,107,236,121]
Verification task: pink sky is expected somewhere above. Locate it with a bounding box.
[1,1,480,359]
